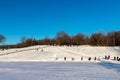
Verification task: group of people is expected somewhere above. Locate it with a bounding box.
[114,56,120,61]
[55,55,120,62]
[56,56,101,61]
[56,57,75,61]
[104,55,110,60]
[36,48,43,52]
[104,55,120,61]
[88,56,101,61]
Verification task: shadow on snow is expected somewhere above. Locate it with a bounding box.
[98,61,120,73]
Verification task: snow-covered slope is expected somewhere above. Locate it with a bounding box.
[0,45,120,63]
[0,45,120,80]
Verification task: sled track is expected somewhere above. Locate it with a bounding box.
[0,49,35,56]
[0,46,49,56]
[57,46,90,58]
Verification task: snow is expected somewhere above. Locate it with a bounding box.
[0,45,120,80]
[0,62,120,80]
[0,45,120,62]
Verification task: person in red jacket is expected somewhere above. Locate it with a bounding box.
[107,55,110,60]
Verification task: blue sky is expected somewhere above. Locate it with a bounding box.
[0,0,120,44]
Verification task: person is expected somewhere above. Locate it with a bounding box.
[41,48,43,52]
[114,56,116,61]
[107,55,110,60]
[1,48,4,51]
[88,57,91,61]
[97,56,101,61]
[105,55,107,59]
[117,57,119,61]
[36,48,38,51]
[81,57,83,61]
[64,57,66,61]
[56,58,58,60]
[118,58,120,61]
[94,57,97,61]
[71,58,74,61]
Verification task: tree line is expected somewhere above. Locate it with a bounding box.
[0,30,120,48]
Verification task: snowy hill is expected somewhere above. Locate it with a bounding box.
[0,45,120,63]
[0,45,120,80]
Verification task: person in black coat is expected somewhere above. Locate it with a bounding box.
[94,57,97,61]
[64,57,66,61]
[114,56,116,61]
[88,57,91,61]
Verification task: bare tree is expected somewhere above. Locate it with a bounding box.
[114,31,120,46]
[72,33,87,45]
[55,31,71,45]
[90,32,106,46]
[107,31,115,46]
[0,35,6,44]
[20,36,27,43]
